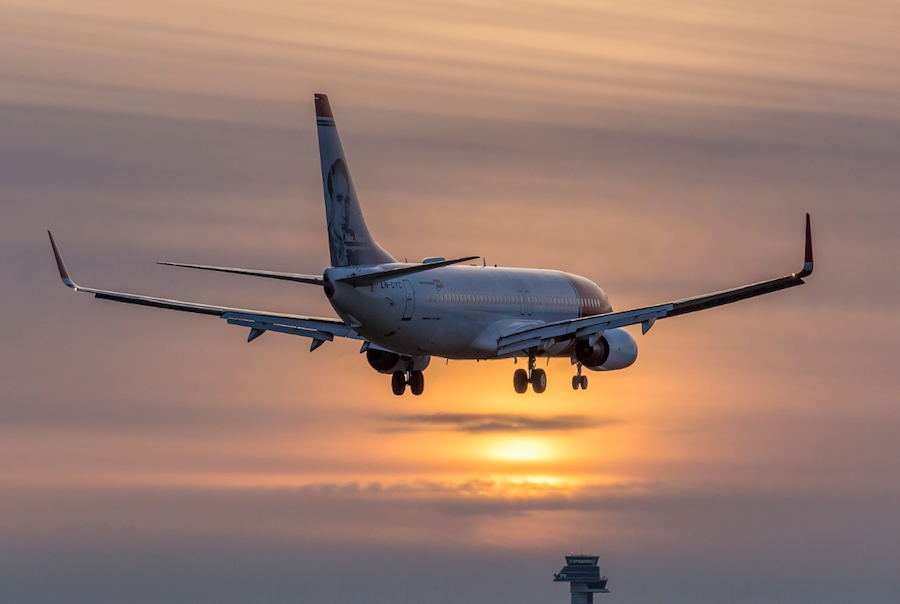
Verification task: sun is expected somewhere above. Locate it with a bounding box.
[488,438,555,462]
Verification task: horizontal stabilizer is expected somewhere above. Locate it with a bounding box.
[158,262,323,285]
[337,256,479,286]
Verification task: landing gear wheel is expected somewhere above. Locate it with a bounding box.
[391,371,406,396]
[531,368,547,394]
[409,370,425,396]
[513,368,529,394]
[573,362,586,391]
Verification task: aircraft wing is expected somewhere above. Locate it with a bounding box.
[497,214,814,356]
[49,232,360,350]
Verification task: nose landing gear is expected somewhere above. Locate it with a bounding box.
[513,356,547,394]
[392,370,425,396]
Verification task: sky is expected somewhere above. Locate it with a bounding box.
[1,0,899,602]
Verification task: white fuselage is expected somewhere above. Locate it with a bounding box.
[325,263,617,360]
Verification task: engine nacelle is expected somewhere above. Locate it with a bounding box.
[575,328,638,371]
[575,337,610,367]
[366,349,431,374]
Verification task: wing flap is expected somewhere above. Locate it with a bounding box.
[93,290,225,315]
[497,305,671,356]
[225,317,338,342]
[221,311,360,340]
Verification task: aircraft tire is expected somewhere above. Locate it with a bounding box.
[513,369,529,394]
[572,376,580,390]
[580,375,588,390]
[409,370,425,396]
[391,371,406,396]
[532,368,547,394]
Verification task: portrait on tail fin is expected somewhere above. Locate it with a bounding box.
[316,93,395,268]
[326,158,364,267]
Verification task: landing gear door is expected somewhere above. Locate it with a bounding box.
[402,279,415,321]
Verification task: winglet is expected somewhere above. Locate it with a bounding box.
[797,213,813,278]
[48,231,77,289]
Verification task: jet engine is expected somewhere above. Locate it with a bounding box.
[366,349,431,374]
[575,327,638,371]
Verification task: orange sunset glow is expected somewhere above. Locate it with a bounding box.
[2,0,899,602]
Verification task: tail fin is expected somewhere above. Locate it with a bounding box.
[315,94,395,267]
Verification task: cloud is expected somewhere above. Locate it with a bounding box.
[378,412,619,434]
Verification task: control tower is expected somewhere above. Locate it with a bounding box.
[553,555,609,604]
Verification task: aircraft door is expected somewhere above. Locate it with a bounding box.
[402,279,415,320]
[518,290,525,315]
[525,291,533,315]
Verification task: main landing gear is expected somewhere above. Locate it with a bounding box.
[513,356,547,394]
[572,362,588,390]
[392,370,425,396]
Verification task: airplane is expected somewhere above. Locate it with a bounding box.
[48,93,814,396]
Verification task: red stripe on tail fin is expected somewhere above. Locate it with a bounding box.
[314,94,333,118]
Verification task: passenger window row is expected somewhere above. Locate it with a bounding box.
[427,293,522,305]
[426,293,601,308]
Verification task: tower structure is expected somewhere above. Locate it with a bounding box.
[553,555,609,604]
